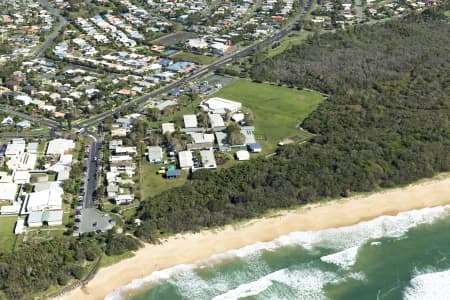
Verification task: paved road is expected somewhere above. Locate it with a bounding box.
[83,132,101,209]
[0,105,59,128]
[36,0,68,58]
[0,130,55,139]
[77,0,311,128]
[0,0,311,229]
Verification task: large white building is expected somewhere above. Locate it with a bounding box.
[7,152,37,171]
[46,138,75,156]
[200,97,242,114]
[27,210,63,227]
[5,143,25,158]
[26,184,63,212]
[0,182,18,203]
[13,170,31,184]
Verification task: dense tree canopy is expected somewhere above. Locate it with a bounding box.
[0,233,142,299]
[135,8,450,241]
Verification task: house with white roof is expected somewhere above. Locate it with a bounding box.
[115,146,137,155]
[16,94,32,106]
[114,194,134,205]
[1,116,14,126]
[199,150,217,169]
[16,120,31,129]
[209,113,225,129]
[183,114,198,128]
[178,150,193,169]
[147,146,163,163]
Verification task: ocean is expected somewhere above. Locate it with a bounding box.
[107,205,450,300]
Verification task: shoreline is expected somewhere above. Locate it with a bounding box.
[58,174,450,300]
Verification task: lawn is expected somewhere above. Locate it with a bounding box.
[212,80,323,151]
[444,10,450,17]
[140,162,188,200]
[0,216,18,253]
[172,51,218,65]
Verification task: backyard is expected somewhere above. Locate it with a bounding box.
[212,80,323,151]
[140,162,188,200]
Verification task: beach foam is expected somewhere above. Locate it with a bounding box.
[320,246,359,269]
[106,205,450,299]
[213,267,336,300]
[403,268,450,300]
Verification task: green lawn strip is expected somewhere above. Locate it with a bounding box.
[211,80,323,152]
[0,216,18,254]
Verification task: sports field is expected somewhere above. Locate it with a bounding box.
[212,80,323,151]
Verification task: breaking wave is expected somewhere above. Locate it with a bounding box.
[106,205,450,300]
[403,268,450,300]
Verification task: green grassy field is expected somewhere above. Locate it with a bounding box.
[140,162,188,200]
[444,10,450,17]
[172,51,218,65]
[212,80,323,151]
[0,216,17,253]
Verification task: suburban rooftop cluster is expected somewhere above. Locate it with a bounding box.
[0,0,55,62]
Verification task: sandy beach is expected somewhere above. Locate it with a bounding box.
[58,174,450,300]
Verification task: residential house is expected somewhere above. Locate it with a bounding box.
[114,194,134,205]
[147,146,163,163]
[199,149,217,169]
[178,150,193,169]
